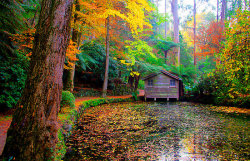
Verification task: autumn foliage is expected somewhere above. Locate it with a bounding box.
[10,28,36,57]
[196,21,225,59]
[218,9,250,100]
[193,9,250,107]
[65,40,79,70]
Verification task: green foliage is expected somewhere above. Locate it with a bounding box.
[60,91,75,110]
[190,69,249,107]
[81,97,133,109]
[132,90,139,101]
[219,10,249,99]
[138,80,144,89]
[77,41,119,82]
[54,129,67,161]
[111,84,132,96]
[73,88,102,97]
[0,0,26,111]
[0,0,39,111]
[154,39,179,53]
[125,39,156,65]
[179,33,193,68]
[168,64,196,88]
[192,10,250,107]
[0,52,29,111]
[77,41,105,71]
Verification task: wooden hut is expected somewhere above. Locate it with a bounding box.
[142,70,183,101]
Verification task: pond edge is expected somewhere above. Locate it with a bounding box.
[54,97,133,160]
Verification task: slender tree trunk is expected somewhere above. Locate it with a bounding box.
[102,17,110,97]
[2,0,73,160]
[164,50,168,64]
[249,0,250,11]
[156,0,159,37]
[221,0,226,21]
[238,0,242,9]
[165,0,167,38]
[248,0,250,11]
[244,0,247,10]
[194,0,197,66]
[217,0,219,22]
[171,0,180,66]
[134,75,140,92]
[65,0,81,92]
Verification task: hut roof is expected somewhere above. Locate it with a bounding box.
[142,70,181,81]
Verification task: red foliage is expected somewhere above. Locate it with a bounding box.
[196,21,225,60]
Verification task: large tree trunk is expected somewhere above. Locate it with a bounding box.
[171,0,180,66]
[64,0,81,92]
[194,0,197,66]
[2,0,73,160]
[102,17,110,97]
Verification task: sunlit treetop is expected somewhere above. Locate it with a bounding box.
[75,0,153,36]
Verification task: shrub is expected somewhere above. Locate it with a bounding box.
[0,52,29,111]
[137,80,144,90]
[111,84,132,96]
[73,88,101,97]
[132,90,139,101]
[189,69,250,108]
[60,91,75,110]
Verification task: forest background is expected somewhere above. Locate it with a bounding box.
[0,0,249,160]
[0,0,249,111]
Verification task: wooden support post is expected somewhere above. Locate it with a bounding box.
[154,98,156,101]
[144,96,147,102]
[167,98,169,101]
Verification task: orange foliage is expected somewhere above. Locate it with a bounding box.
[10,28,36,56]
[64,40,79,70]
[196,21,225,60]
[73,0,152,49]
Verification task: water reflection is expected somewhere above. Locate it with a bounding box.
[148,102,249,160]
[64,102,250,160]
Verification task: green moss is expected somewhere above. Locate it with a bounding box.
[54,129,67,161]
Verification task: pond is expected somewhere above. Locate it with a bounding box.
[64,102,249,160]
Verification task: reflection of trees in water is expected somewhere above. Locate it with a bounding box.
[148,103,249,160]
[65,102,249,160]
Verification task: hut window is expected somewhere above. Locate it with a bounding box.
[170,80,176,87]
[148,79,153,86]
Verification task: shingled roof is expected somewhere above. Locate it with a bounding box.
[142,70,181,81]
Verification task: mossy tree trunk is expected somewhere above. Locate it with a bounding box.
[2,0,73,160]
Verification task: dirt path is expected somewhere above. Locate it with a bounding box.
[0,114,12,155]
[0,90,144,155]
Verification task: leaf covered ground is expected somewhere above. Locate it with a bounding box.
[64,102,250,160]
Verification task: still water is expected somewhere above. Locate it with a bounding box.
[64,102,249,160]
